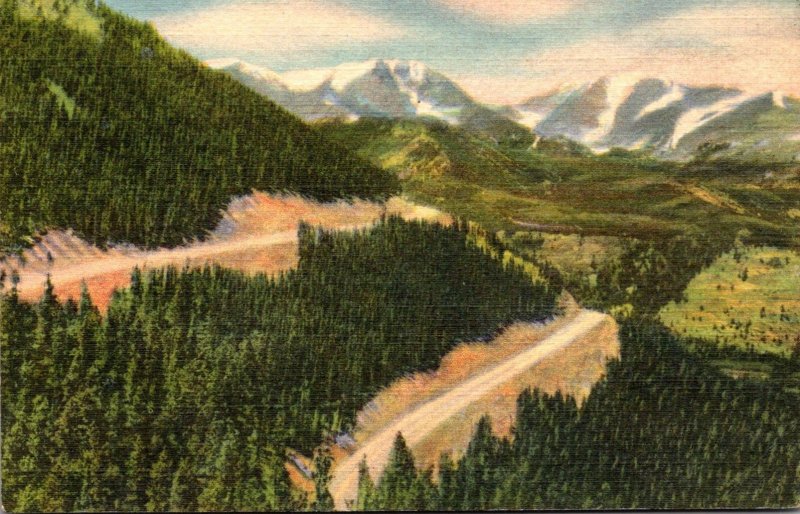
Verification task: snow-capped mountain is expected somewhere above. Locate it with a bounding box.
[210,58,800,160]
[207,58,479,123]
[514,75,799,158]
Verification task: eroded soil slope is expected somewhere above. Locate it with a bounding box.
[329,307,619,509]
[1,193,449,308]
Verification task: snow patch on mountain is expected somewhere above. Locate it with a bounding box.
[210,58,476,123]
[209,57,799,158]
[584,75,642,144]
[772,91,788,109]
[637,84,684,120]
[669,92,758,148]
[385,60,462,123]
[517,74,797,155]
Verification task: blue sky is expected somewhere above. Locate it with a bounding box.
[105,0,800,103]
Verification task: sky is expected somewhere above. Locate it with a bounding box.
[104,0,800,104]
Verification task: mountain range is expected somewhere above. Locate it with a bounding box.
[208,58,800,161]
[206,58,476,124]
[518,75,798,159]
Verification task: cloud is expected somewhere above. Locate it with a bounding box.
[152,0,405,55]
[447,73,534,105]
[511,2,800,99]
[436,0,584,24]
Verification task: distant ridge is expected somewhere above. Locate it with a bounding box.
[517,75,799,158]
[207,58,480,124]
[212,58,800,160]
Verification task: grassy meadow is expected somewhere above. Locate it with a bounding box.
[660,245,800,357]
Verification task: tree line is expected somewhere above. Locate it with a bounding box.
[0,0,398,252]
[0,217,558,511]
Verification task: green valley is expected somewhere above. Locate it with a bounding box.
[317,117,799,243]
[660,245,800,357]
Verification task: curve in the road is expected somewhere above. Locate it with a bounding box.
[329,310,608,510]
[12,223,376,300]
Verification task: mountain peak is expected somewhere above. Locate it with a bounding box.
[278,58,439,93]
[383,59,433,83]
[211,57,476,122]
[211,57,799,159]
[206,58,284,84]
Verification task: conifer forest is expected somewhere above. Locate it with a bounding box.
[1,0,799,511]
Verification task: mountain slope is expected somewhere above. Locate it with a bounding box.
[215,57,800,161]
[319,117,800,245]
[517,76,800,159]
[316,118,538,185]
[669,94,800,161]
[0,1,397,252]
[208,58,481,124]
[330,310,610,509]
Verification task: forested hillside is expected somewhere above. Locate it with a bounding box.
[0,0,397,251]
[0,217,557,511]
[357,322,800,510]
[358,225,800,510]
[3,1,798,511]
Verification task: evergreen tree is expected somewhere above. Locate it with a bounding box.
[355,456,376,511]
[374,433,418,510]
[312,448,334,512]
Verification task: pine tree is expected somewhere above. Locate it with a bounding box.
[437,452,458,510]
[375,433,417,510]
[312,448,334,511]
[356,456,375,511]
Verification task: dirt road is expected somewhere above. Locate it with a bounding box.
[328,310,608,510]
[12,229,287,293]
[11,227,362,302]
[3,193,450,308]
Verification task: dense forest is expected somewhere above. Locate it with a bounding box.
[0,218,557,511]
[357,321,800,510]
[358,231,800,510]
[0,0,397,251]
[570,233,737,315]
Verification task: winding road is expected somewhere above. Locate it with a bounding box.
[328,310,608,510]
[9,222,380,306]
[11,229,304,297]
[5,194,449,307]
